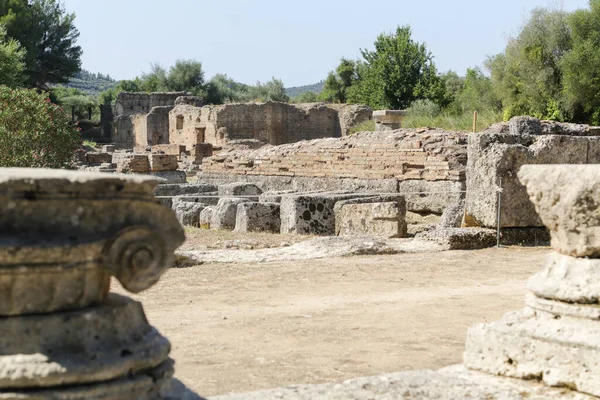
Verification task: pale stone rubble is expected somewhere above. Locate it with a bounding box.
[0,168,194,399]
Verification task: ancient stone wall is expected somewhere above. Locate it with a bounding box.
[115,92,187,117]
[168,102,372,148]
[202,128,467,182]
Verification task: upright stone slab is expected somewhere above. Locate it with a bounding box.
[373,110,407,131]
[0,168,190,399]
[234,202,281,233]
[464,164,600,397]
[211,197,251,230]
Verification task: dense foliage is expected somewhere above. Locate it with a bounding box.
[63,69,116,95]
[0,86,81,167]
[0,25,24,87]
[0,0,82,89]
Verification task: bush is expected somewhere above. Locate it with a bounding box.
[407,99,442,118]
[0,86,81,168]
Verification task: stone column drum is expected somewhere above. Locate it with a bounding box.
[0,168,185,399]
[464,164,600,397]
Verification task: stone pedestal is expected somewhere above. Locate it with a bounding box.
[0,168,186,399]
[373,110,407,131]
[464,164,600,397]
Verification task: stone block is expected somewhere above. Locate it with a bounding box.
[152,171,187,184]
[334,195,406,235]
[154,183,218,196]
[101,144,115,153]
[466,132,600,228]
[234,202,281,233]
[415,228,497,250]
[338,202,407,238]
[218,182,263,197]
[85,152,112,165]
[156,196,173,209]
[149,154,178,172]
[211,197,251,230]
[170,195,219,206]
[518,164,600,257]
[464,307,600,397]
[113,153,150,173]
[151,144,186,156]
[172,200,206,227]
[398,180,465,214]
[439,199,465,228]
[509,116,542,135]
[191,143,213,163]
[259,190,297,203]
[280,193,372,235]
[199,206,215,228]
[373,110,407,131]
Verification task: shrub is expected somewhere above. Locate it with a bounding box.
[0,86,81,168]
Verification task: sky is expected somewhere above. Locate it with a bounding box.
[63,0,589,87]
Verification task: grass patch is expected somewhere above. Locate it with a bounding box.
[82,139,97,148]
[349,119,376,135]
[402,110,503,132]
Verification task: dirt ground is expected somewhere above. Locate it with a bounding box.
[113,235,548,397]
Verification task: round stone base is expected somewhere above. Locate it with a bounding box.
[0,360,174,400]
[0,294,170,389]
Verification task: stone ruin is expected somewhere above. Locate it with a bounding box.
[0,168,194,399]
[208,163,600,399]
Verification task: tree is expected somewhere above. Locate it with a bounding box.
[561,0,600,123]
[348,26,446,110]
[0,25,24,87]
[140,63,168,92]
[166,59,204,95]
[0,86,81,167]
[246,78,289,102]
[0,0,82,89]
[204,73,250,104]
[320,58,359,103]
[292,91,319,103]
[487,8,571,120]
[455,68,501,114]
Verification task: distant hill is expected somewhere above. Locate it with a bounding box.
[63,69,117,96]
[285,81,324,98]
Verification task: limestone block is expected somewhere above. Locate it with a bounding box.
[113,153,150,173]
[85,152,112,165]
[464,307,600,397]
[199,206,215,228]
[509,116,542,136]
[280,193,372,235]
[211,198,251,230]
[337,202,406,238]
[416,228,497,250]
[526,293,600,320]
[101,144,115,153]
[234,202,281,233]
[333,195,406,235]
[0,294,170,388]
[152,170,187,183]
[466,133,600,228]
[438,199,465,228]
[373,110,407,131]
[172,200,206,227]
[528,252,600,304]
[218,182,263,197]
[259,190,297,203]
[398,180,465,214]
[154,183,217,196]
[0,168,185,312]
[519,164,600,257]
[149,154,178,172]
[170,195,219,206]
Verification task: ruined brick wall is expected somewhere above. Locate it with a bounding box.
[115,92,187,117]
[168,102,372,149]
[202,128,467,182]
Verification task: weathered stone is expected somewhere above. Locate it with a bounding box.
[218,182,263,197]
[518,164,600,257]
[398,180,465,214]
[211,197,251,230]
[259,190,297,203]
[199,206,215,228]
[85,152,112,165]
[509,116,542,136]
[101,144,115,153]
[466,132,600,228]
[156,196,173,209]
[0,294,170,388]
[172,200,206,227]
[171,195,219,206]
[149,154,178,172]
[113,153,150,173]
[464,307,600,397]
[337,202,407,238]
[528,252,600,304]
[154,183,218,196]
[373,109,407,131]
[174,96,203,107]
[151,170,187,183]
[234,202,281,233]
[526,293,600,321]
[438,198,465,228]
[416,228,497,250]
[210,365,592,400]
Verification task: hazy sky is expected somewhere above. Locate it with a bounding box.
[63,0,589,87]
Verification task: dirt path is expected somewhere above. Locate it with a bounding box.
[114,246,548,397]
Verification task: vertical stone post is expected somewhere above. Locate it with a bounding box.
[0,168,187,399]
[373,110,407,131]
[464,164,600,396]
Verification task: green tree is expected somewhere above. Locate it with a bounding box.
[204,73,250,104]
[0,85,81,167]
[166,59,204,95]
[246,77,289,102]
[487,8,571,120]
[348,26,446,109]
[140,63,168,92]
[561,0,600,123]
[456,68,501,114]
[320,58,359,103]
[0,25,24,87]
[292,91,319,103]
[0,0,82,89]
